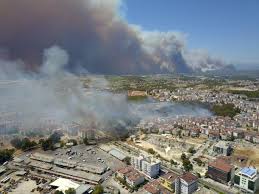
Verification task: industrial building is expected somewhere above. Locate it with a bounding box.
[50,178,92,194]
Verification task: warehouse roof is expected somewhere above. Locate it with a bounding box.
[52,167,102,183]
[54,158,77,168]
[76,163,106,174]
[29,161,52,170]
[50,178,80,193]
[76,184,92,194]
[109,149,126,161]
[30,153,54,163]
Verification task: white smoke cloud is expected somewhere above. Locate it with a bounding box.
[41,46,69,76]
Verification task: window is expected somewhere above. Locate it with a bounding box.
[248,180,255,191]
[234,175,240,185]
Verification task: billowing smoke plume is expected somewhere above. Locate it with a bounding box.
[0,46,212,136]
[0,46,136,134]
[0,0,227,74]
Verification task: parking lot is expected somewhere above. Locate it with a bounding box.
[43,144,126,173]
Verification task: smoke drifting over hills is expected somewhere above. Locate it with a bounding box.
[0,0,227,74]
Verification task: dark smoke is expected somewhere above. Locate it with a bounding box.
[0,0,226,74]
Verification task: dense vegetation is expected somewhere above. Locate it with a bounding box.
[181,153,193,172]
[10,138,37,151]
[106,75,177,92]
[127,95,148,101]
[92,185,104,194]
[147,148,156,155]
[229,90,259,99]
[0,149,15,164]
[54,188,76,194]
[212,103,241,118]
[39,131,62,151]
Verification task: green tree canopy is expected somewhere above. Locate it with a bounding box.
[65,188,76,194]
[92,184,104,194]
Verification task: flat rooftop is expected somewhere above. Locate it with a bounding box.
[240,167,257,178]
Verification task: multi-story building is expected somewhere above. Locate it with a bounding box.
[131,155,160,178]
[213,141,232,156]
[234,167,259,193]
[175,172,198,194]
[160,172,178,192]
[208,158,234,184]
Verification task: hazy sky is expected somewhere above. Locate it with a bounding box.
[125,0,259,66]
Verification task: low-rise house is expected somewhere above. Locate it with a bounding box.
[143,180,160,194]
[233,129,245,139]
[208,158,234,184]
[252,136,259,144]
[190,128,200,137]
[117,166,134,179]
[125,171,145,188]
[209,130,220,141]
[245,132,255,143]
[116,166,145,188]
[160,172,178,192]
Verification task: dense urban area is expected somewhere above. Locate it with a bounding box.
[0,74,259,194]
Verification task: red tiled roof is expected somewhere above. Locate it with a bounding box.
[144,180,160,194]
[180,172,198,183]
[209,158,233,173]
[117,166,133,174]
[126,171,144,182]
[161,172,178,182]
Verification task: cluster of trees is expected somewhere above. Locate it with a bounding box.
[181,153,193,172]
[212,103,241,118]
[170,159,177,166]
[124,156,131,165]
[147,148,156,155]
[39,131,62,151]
[188,147,196,155]
[10,138,37,151]
[83,137,89,145]
[54,188,76,194]
[92,185,104,194]
[0,149,15,164]
[229,90,259,99]
[193,157,203,166]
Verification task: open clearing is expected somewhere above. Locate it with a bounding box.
[233,146,259,168]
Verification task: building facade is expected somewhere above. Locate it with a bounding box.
[131,155,160,178]
[175,172,198,194]
[213,141,231,156]
[208,158,234,184]
[160,172,178,192]
[234,167,259,193]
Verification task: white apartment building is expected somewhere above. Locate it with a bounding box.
[131,155,160,178]
[234,167,259,193]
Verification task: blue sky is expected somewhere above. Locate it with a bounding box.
[124,0,259,67]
